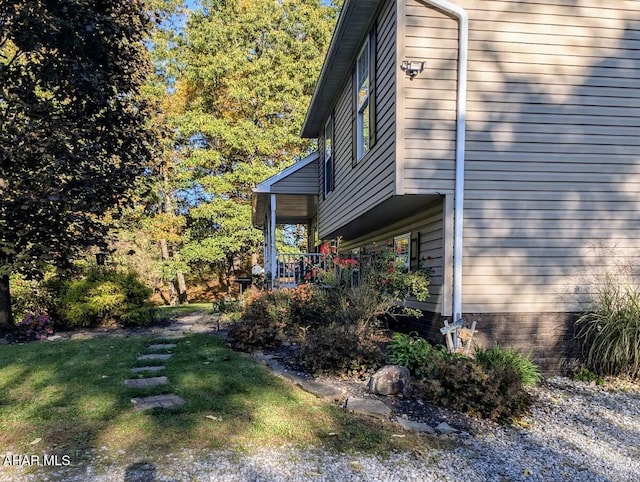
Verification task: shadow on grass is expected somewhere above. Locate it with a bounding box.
[0,333,432,464]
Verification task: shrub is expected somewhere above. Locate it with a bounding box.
[227,317,285,352]
[386,332,439,376]
[416,355,532,421]
[15,313,54,341]
[473,344,541,387]
[575,276,640,378]
[59,268,152,327]
[10,274,57,323]
[311,245,430,327]
[299,321,386,378]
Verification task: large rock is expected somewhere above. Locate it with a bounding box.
[367,365,411,396]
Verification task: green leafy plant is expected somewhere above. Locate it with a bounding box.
[575,276,640,378]
[572,367,604,386]
[386,332,438,376]
[473,344,542,387]
[9,273,57,323]
[59,268,152,327]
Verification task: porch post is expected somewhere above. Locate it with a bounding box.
[269,194,277,289]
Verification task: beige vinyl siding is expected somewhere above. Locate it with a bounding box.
[400,0,458,194]
[317,0,397,239]
[456,0,640,313]
[397,0,640,314]
[339,199,447,315]
[271,160,318,194]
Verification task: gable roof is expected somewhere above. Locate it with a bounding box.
[251,151,319,227]
[301,0,380,138]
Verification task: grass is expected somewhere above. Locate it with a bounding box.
[0,332,438,465]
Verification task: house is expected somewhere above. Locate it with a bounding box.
[252,0,640,369]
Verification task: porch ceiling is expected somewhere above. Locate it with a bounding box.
[253,193,317,228]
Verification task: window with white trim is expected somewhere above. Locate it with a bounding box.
[393,233,411,271]
[356,36,370,161]
[324,115,334,195]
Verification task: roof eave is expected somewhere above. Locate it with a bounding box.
[301,0,381,138]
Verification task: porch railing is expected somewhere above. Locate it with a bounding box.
[274,252,324,288]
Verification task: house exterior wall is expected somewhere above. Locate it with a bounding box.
[400,0,640,315]
[399,0,459,194]
[339,197,449,316]
[317,0,398,240]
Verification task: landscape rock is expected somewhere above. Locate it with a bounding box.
[395,416,435,434]
[345,397,392,420]
[435,422,458,435]
[367,365,411,396]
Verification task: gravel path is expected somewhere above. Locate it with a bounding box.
[2,376,639,482]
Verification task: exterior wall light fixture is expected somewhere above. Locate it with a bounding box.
[400,60,426,79]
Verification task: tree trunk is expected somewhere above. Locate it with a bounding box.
[176,271,188,304]
[0,274,14,332]
[159,238,179,306]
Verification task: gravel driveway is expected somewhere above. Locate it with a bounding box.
[2,376,638,482]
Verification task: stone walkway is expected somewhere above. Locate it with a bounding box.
[126,341,186,411]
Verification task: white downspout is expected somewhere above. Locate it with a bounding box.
[420,0,468,322]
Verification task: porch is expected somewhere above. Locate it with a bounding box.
[251,152,320,289]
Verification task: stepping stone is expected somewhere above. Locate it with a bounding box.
[345,397,392,420]
[124,376,168,388]
[131,366,166,373]
[131,394,185,411]
[147,343,177,350]
[138,353,172,361]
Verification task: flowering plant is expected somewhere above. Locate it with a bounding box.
[308,243,430,327]
[16,313,54,341]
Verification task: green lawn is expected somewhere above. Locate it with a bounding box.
[0,333,436,461]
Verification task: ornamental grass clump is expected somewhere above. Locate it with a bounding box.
[575,275,640,379]
[473,344,541,387]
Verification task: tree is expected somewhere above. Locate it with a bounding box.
[0,0,157,330]
[169,0,338,284]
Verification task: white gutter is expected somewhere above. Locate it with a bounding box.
[420,0,468,322]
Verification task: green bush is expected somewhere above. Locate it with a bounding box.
[576,278,640,378]
[59,268,152,327]
[416,355,532,421]
[386,332,438,376]
[473,344,541,387]
[9,274,57,323]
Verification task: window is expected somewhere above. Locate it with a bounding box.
[354,29,376,163]
[394,233,411,271]
[324,115,334,195]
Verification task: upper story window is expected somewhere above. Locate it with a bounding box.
[324,115,334,196]
[354,29,376,163]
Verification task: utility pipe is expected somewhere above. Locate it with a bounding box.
[420,0,468,323]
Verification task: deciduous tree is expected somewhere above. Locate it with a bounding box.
[0,0,157,330]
